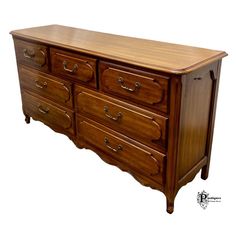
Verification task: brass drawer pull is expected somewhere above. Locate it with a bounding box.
[38,105,49,114]
[63,60,78,73]
[118,77,141,92]
[23,48,35,59]
[104,106,122,121]
[35,80,47,89]
[104,137,123,152]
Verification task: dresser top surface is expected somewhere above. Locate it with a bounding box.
[11,25,227,74]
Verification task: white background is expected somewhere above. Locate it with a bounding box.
[0,0,235,235]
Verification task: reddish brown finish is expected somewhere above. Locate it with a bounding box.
[50,48,97,88]
[75,85,167,151]
[11,25,227,214]
[77,115,166,185]
[76,137,165,192]
[201,61,222,180]
[165,75,182,213]
[14,39,49,72]
[100,61,169,113]
[19,66,73,108]
[177,62,218,180]
[22,91,75,135]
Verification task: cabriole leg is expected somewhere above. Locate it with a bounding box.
[166,197,174,214]
[24,114,30,124]
[201,165,209,180]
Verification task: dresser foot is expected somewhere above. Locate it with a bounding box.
[201,165,209,180]
[24,114,30,124]
[166,198,174,214]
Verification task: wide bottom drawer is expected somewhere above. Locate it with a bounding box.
[77,115,166,185]
[75,85,167,152]
[22,91,75,135]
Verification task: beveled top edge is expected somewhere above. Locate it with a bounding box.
[10,24,228,74]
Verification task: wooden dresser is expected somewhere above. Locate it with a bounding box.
[11,25,227,213]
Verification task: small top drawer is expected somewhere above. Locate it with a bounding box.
[51,48,97,88]
[100,62,169,113]
[13,39,48,72]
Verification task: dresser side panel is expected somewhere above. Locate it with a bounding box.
[177,61,219,182]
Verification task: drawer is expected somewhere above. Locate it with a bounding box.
[100,61,169,113]
[51,48,97,88]
[77,115,165,184]
[13,39,48,71]
[75,86,167,151]
[22,91,75,135]
[19,66,73,108]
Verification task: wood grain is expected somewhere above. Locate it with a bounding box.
[22,91,75,135]
[11,25,227,74]
[177,62,219,181]
[165,74,182,213]
[50,48,97,88]
[19,66,73,108]
[75,85,168,152]
[14,38,49,72]
[201,61,222,180]
[100,61,169,113]
[77,115,166,185]
[11,25,227,213]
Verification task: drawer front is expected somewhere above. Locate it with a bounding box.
[77,115,165,184]
[51,48,97,88]
[22,91,74,135]
[100,62,169,113]
[14,39,48,71]
[19,66,73,108]
[75,86,167,151]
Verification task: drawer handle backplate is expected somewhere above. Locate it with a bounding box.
[35,80,47,89]
[23,48,35,59]
[38,105,49,114]
[23,48,46,67]
[63,60,78,73]
[104,106,122,121]
[118,77,141,92]
[104,137,123,153]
